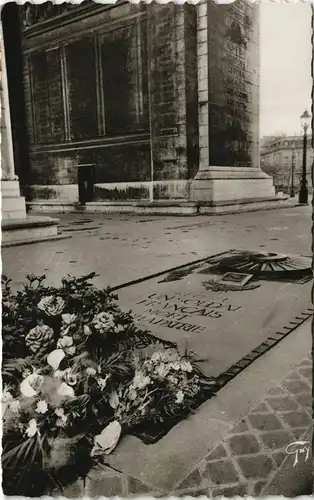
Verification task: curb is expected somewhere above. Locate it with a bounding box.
[1,233,71,248]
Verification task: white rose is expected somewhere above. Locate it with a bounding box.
[38,295,65,316]
[25,324,54,353]
[61,313,76,325]
[92,312,115,334]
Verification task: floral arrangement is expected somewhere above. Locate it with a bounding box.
[2,273,215,497]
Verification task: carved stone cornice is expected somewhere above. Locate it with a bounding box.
[20,1,129,36]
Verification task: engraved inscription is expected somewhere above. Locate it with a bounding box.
[133,292,242,333]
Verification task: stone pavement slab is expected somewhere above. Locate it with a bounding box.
[2,205,311,291]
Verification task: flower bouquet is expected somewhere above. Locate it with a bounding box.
[2,273,215,496]
[90,349,210,456]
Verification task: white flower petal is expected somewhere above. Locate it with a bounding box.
[25,418,38,437]
[86,367,97,376]
[61,335,74,347]
[57,382,75,398]
[54,369,66,379]
[55,407,64,417]
[65,345,76,356]
[83,325,91,336]
[35,400,48,414]
[20,374,41,398]
[47,349,65,370]
[90,421,122,456]
[109,391,119,409]
[2,402,9,418]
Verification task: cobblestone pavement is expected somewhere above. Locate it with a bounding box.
[52,354,312,497]
[2,204,312,290]
[172,355,312,497]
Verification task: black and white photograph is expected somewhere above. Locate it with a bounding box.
[1,0,313,497]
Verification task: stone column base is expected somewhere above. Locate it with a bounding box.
[190,167,276,203]
[1,216,70,246]
[1,180,26,220]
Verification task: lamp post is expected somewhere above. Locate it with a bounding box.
[290,141,295,198]
[298,109,311,204]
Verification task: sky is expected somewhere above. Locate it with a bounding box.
[259,2,312,138]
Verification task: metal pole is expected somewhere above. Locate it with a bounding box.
[146,3,154,203]
[299,127,308,204]
[290,143,295,198]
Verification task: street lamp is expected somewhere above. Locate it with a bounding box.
[298,109,311,204]
[290,141,295,198]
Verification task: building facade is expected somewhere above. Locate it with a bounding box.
[260,135,313,193]
[2,0,278,212]
[1,21,61,245]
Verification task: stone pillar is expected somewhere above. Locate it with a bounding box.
[191,0,278,209]
[147,2,199,200]
[1,22,26,220]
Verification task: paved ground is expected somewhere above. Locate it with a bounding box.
[2,204,312,290]
[2,205,313,496]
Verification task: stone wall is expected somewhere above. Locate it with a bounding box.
[147,3,198,200]
[7,0,264,206]
[206,0,260,168]
[17,2,198,203]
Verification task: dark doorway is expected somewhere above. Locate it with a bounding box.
[78,164,95,204]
